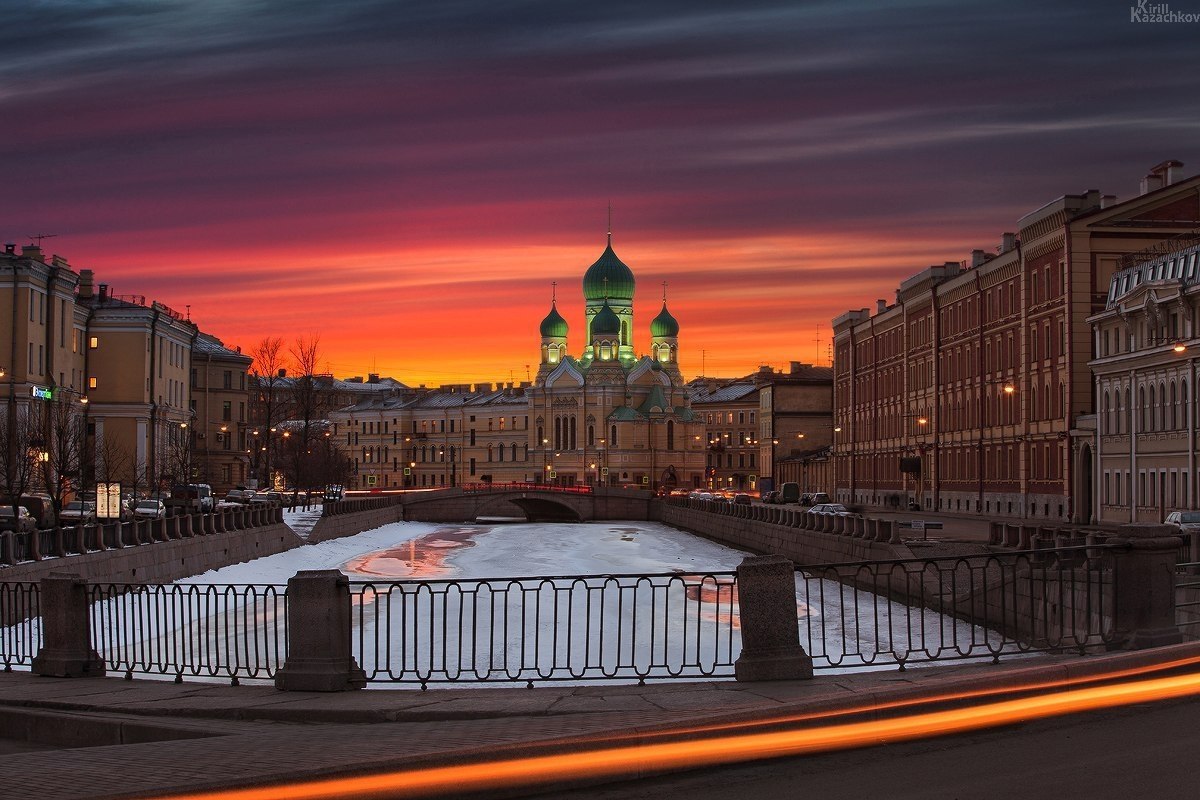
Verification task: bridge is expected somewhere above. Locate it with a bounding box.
[395,483,657,523]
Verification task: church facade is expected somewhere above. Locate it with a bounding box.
[331,236,709,491]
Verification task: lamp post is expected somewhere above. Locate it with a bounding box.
[541,437,549,485]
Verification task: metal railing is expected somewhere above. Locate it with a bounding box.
[460,482,594,495]
[87,583,287,683]
[352,571,738,686]
[800,546,1118,669]
[0,581,40,669]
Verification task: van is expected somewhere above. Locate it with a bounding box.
[168,484,215,514]
[779,482,801,504]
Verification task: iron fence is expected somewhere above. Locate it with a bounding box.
[87,583,287,683]
[0,581,40,669]
[352,571,738,686]
[799,546,1119,669]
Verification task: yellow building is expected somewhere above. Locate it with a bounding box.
[191,333,253,493]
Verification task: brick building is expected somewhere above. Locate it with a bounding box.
[833,161,1200,522]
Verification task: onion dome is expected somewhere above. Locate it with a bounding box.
[650,302,679,337]
[591,300,621,337]
[582,242,635,302]
[539,303,568,338]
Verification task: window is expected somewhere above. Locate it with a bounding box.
[222,401,232,421]
[223,371,232,390]
[89,377,98,389]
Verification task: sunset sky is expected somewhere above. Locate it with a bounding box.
[3,1,1197,385]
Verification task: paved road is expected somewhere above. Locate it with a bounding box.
[541,694,1200,800]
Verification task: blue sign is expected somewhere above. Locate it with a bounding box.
[30,386,52,400]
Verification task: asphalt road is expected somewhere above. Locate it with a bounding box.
[531,694,1200,800]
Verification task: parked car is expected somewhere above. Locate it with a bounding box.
[0,506,36,533]
[167,483,215,514]
[250,491,285,507]
[1166,511,1200,534]
[762,490,781,504]
[1,495,55,529]
[133,499,167,520]
[732,493,753,505]
[779,482,801,504]
[225,489,249,504]
[810,492,831,505]
[808,503,851,516]
[59,501,97,525]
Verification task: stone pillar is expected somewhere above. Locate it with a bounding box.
[275,570,367,691]
[0,532,14,565]
[988,522,1004,547]
[1109,524,1183,650]
[214,511,226,533]
[886,520,903,545]
[53,527,66,558]
[31,573,106,678]
[29,529,42,561]
[733,555,812,681]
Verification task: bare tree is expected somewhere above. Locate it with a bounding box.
[0,404,41,522]
[282,335,332,508]
[249,336,288,489]
[95,437,146,516]
[37,397,86,516]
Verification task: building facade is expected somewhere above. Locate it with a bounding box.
[1089,238,1200,524]
[191,333,253,493]
[833,161,1200,522]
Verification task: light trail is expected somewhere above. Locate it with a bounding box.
[153,664,1200,800]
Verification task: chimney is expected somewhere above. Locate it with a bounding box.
[368,373,379,383]
[21,245,42,262]
[1146,159,1185,192]
[970,249,987,268]
[98,283,109,302]
[789,361,802,374]
[1100,194,1118,209]
[876,299,887,314]
[999,232,1017,254]
[78,269,94,300]
[3,243,14,255]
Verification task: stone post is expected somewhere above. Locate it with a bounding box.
[1109,524,1183,650]
[31,573,105,678]
[28,529,41,561]
[0,532,13,565]
[275,570,367,691]
[733,555,813,681]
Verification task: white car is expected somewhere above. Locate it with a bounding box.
[1165,511,1200,534]
[808,503,851,515]
[133,499,166,520]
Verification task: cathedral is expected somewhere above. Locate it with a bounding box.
[531,233,707,489]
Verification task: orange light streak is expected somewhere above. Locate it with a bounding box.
[153,663,1200,800]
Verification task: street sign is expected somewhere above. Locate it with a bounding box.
[403,467,411,476]
[550,471,557,478]
[642,476,649,484]
[911,520,924,531]
[365,475,377,486]
[96,482,122,520]
[601,467,609,475]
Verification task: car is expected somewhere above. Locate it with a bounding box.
[59,501,97,525]
[225,489,249,504]
[133,499,167,520]
[778,482,801,504]
[250,491,285,506]
[810,492,831,505]
[695,492,715,501]
[799,494,813,506]
[762,490,781,504]
[0,506,36,533]
[215,500,242,511]
[732,493,753,505]
[669,488,691,498]
[808,503,851,515]
[1166,511,1200,533]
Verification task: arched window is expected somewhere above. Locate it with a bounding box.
[537,425,544,445]
[1124,387,1131,435]
[1142,386,1149,432]
[449,446,456,463]
[497,444,504,462]
[1183,382,1190,431]
[666,420,675,450]
[610,424,618,448]
[587,425,595,447]
[511,443,517,461]
[554,417,562,450]
[1159,382,1168,431]
[1171,381,1178,430]
[1103,391,1111,434]
[570,416,577,450]
[487,444,493,462]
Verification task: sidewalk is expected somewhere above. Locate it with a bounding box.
[3,643,1199,799]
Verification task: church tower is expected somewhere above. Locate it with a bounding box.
[649,284,681,380]
[581,227,635,366]
[537,285,568,382]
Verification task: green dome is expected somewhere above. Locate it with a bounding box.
[539,303,568,338]
[582,242,635,301]
[650,302,679,337]
[591,300,621,337]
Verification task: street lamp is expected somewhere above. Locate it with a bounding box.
[541,437,549,484]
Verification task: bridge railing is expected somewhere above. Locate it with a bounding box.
[460,482,593,495]
[87,582,288,683]
[351,571,737,686]
[0,581,40,668]
[797,547,1119,669]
